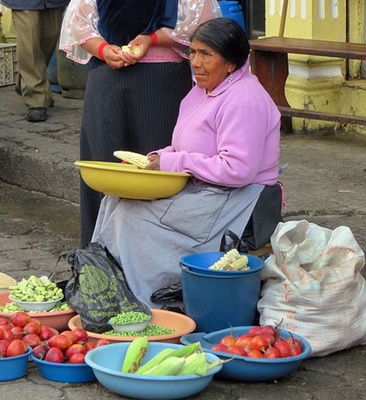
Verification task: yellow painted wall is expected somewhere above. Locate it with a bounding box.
[265,0,366,134]
[0,6,16,42]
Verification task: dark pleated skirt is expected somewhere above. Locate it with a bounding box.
[79,61,192,247]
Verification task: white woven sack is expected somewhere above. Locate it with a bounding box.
[258,220,366,357]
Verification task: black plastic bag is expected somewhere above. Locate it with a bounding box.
[62,242,151,333]
[150,283,183,304]
[239,183,283,251]
[221,183,283,253]
[150,284,184,314]
[220,229,251,253]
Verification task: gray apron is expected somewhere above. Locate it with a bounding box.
[92,181,263,307]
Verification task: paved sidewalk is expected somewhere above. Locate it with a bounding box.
[0,84,366,400]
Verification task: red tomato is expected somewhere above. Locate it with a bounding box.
[274,340,291,358]
[251,335,269,352]
[261,324,278,338]
[247,326,263,338]
[220,334,236,347]
[263,347,281,358]
[247,349,264,358]
[212,343,228,353]
[226,345,247,356]
[6,339,28,357]
[234,334,252,349]
[261,332,276,346]
[290,346,303,356]
[286,336,302,349]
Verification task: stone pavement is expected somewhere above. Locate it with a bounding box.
[0,84,366,399]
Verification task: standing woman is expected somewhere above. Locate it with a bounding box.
[60,0,222,248]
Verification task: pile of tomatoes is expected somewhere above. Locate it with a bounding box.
[0,311,110,363]
[211,325,303,359]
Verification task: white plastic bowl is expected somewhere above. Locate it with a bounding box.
[107,317,152,333]
[8,295,63,312]
[85,342,223,399]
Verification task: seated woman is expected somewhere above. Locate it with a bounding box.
[92,18,281,308]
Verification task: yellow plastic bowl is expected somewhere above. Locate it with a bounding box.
[75,161,190,200]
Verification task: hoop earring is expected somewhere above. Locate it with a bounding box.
[228,72,233,84]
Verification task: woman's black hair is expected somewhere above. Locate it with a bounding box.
[189,18,250,70]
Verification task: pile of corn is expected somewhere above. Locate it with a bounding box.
[208,249,249,271]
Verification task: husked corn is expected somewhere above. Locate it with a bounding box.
[113,151,149,168]
[209,249,249,271]
[121,45,142,54]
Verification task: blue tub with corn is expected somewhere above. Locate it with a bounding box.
[180,251,264,332]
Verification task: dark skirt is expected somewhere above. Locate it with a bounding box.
[79,61,192,247]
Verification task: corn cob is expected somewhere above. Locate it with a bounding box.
[135,348,175,374]
[113,151,149,168]
[209,249,249,271]
[177,352,208,376]
[164,342,200,358]
[142,356,186,376]
[226,255,249,271]
[121,45,142,55]
[134,342,200,375]
[121,336,149,373]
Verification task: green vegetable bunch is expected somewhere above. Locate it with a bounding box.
[9,275,63,303]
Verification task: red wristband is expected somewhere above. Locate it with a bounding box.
[150,32,158,46]
[98,41,109,61]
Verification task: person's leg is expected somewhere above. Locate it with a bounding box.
[12,9,61,121]
[40,7,64,107]
[12,11,45,108]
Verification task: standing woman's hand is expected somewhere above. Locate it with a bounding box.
[101,44,131,69]
[120,34,153,65]
[82,39,126,69]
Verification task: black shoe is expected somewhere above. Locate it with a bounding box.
[27,108,47,122]
[15,86,21,96]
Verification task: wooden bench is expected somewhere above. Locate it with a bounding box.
[248,36,366,133]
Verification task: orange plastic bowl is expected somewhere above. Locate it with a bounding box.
[0,290,77,332]
[68,309,196,344]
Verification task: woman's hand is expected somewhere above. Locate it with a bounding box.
[146,153,161,171]
[126,34,152,57]
[119,34,152,66]
[102,44,130,69]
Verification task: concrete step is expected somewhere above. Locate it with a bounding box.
[0,85,81,203]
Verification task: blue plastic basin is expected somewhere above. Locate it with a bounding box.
[0,347,32,381]
[85,342,223,399]
[180,327,312,382]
